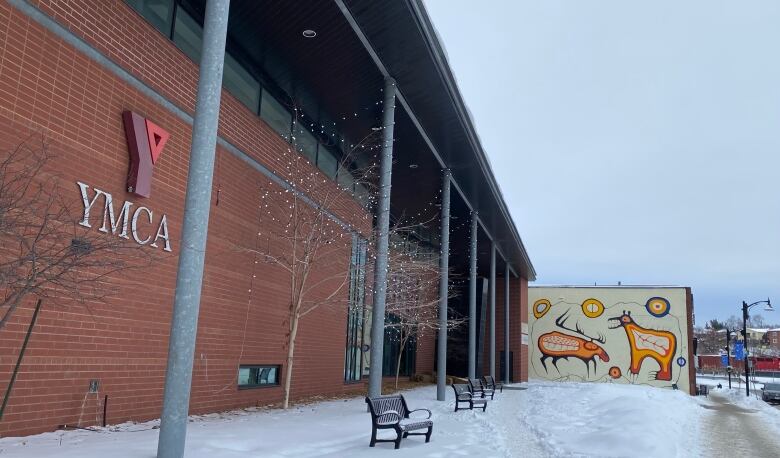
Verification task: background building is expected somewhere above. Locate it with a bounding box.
[0,0,534,437]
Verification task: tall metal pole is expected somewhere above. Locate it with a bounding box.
[725,328,732,389]
[504,264,510,383]
[436,169,451,401]
[489,242,496,379]
[743,301,750,397]
[468,211,478,379]
[157,1,229,457]
[367,77,396,398]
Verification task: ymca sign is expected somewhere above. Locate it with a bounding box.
[77,182,172,252]
[74,111,173,252]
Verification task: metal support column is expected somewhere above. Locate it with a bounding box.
[157,1,229,457]
[436,170,451,401]
[489,242,496,379]
[468,211,478,379]
[504,264,510,383]
[743,302,750,397]
[367,77,397,398]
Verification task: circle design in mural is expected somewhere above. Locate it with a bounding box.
[609,366,622,379]
[645,297,671,318]
[533,299,553,319]
[581,298,604,318]
[677,357,686,367]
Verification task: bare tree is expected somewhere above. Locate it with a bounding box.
[0,135,153,331]
[0,135,154,421]
[242,110,383,409]
[378,226,463,389]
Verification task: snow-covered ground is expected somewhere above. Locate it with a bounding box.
[0,380,719,458]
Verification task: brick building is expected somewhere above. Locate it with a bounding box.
[0,0,535,437]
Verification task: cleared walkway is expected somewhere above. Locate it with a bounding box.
[701,392,780,458]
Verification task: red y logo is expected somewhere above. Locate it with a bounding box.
[122,111,170,198]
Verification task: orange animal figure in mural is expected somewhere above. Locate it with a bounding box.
[608,311,677,381]
[538,312,609,376]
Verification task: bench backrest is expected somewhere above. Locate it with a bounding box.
[452,383,471,400]
[483,375,496,387]
[366,395,408,424]
[468,378,485,391]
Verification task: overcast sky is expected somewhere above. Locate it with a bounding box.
[425,0,780,324]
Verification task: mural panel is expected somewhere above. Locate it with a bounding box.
[528,287,693,393]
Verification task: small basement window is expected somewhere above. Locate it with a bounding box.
[238,365,280,389]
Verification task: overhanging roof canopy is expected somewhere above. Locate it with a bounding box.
[343,0,536,280]
[195,0,536,280]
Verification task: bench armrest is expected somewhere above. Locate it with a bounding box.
[457,392,473,400]
[376,409,401,425]
[408,408,432,419]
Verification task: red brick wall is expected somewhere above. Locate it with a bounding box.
[519,277,528,382]
[0,0,372,437]
[686,288,696,393]
[481,275,528,382]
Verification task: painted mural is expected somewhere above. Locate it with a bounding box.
[528,287,693,393]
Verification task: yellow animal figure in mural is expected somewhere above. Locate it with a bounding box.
[608,311,676,381]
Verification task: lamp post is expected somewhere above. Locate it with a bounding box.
[742,298,773,397]
[724,328,732,389]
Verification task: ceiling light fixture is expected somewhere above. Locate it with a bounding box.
[409,164,419,169]
[302,29,317,38]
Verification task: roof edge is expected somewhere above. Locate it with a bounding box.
[408,0,536,280]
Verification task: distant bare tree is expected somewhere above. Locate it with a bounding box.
[0,136,153,331]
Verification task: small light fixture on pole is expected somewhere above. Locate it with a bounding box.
[742,298,773,397]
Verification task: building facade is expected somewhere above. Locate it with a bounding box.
[528,286,696,394]
[0,0,534,437]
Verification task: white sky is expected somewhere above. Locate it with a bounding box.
[425,0,780,324]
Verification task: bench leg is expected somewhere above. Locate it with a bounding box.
[482,403,487,412]
[425,425,433,443]
[394,426,403,449]
[370,425,377,447]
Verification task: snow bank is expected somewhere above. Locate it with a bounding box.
[520,381,703,458]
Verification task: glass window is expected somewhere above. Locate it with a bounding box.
[292,124,318,163]
[223,53,260,111]
[260,89,292,140]
[337,166,354,192]
[345,236,368,382]
[317,147,338,179]
[173,8,202,62]
[126,0,174,35]
[354,183,371,208]
[238,365,280,388]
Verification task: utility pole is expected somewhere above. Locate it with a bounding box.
[157,1,229,457]
[725,328,732,389]
[743,301,750,397]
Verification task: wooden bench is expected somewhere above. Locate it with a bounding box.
[483,375,503,394]
[365,394,433,449]
[468,378,495,400]
[452,383,488,412]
